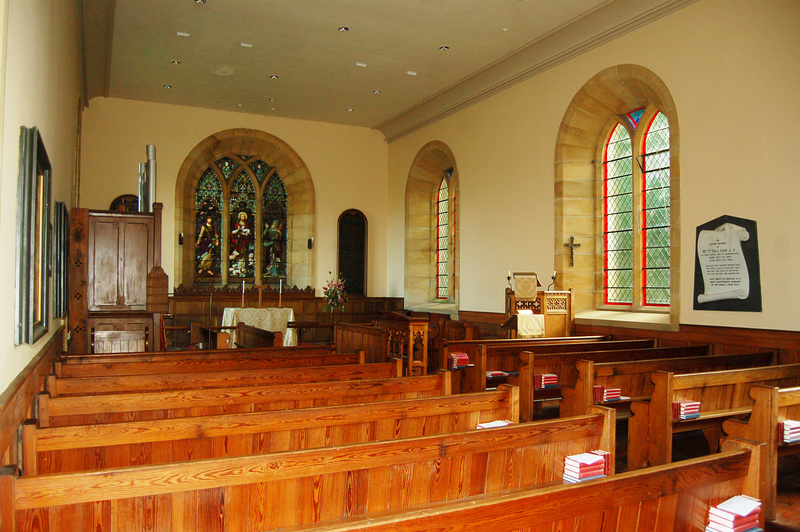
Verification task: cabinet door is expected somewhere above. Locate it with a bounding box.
[87,215,153,311]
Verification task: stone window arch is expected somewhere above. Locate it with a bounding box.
[404,141,459,309]
[175,128,315,289]
[555,65,680,322]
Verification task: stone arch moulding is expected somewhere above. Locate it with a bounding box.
[404,140,460,309]
[554,64,680,322]
[174,128,316,289]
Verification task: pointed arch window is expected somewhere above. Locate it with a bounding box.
[192,155,288,286]
[436,170,453,300]
[602,109,670,308]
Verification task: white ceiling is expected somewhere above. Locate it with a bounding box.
[82,0,693,140]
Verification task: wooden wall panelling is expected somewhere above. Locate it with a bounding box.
[68,209,89,354]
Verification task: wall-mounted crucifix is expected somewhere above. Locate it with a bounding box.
[564,236,580,267]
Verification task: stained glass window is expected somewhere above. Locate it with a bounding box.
[193,155,289,287]
[641,112,670,306]
[215,157,239,182]
[194,169,222,279]
[228,171,256,279]
[436,174,450,299]
[262,173,288,280]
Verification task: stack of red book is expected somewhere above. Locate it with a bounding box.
[534,373,558,389]
[593,385,621,402]
[672,400,701,420]
[780,419,800,444]
[448,352,470,370]
[486,370,508,379]
[706,495,762,532]
[563,450,610,483]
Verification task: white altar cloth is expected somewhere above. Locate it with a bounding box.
[222,307,297,347]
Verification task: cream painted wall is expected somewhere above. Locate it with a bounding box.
[387,0,800,330]
[79,98,389,297]
[0,0,81,394]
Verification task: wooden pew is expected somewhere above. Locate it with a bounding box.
[59,343,336,365]
[3,409,614,531]
[45,359,403,397]
[722,385,800,520]
[53,351,365,378]
[454,338,657,394]
[560,351,776,418]
[441,334,614,371]
[628,363,800,471]
[22,386,519,475]
[470,344,710,422]
[334,322,388,365]
[38,372,456,427]
[190,322,234,349]
[293,449,759,532]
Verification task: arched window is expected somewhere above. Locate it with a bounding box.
[404,142,459,309]
[555,65,678,320]
[436,174,451,299]
[193,155,289,285]
[602,108,670,308]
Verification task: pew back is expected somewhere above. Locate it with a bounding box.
[47,359,403,397]
[39,372,455,427]
[24,387,519,475]
[6,410,614,531]
[629,363,800,471]
[722,385,800,520]
[291,449,757,532]
[560,351,775,418]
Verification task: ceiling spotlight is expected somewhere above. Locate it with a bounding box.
[163,84,172,89]
[373,90,381,94]
[269,98,276,102]
[406,70,417,76]
[270,74,279,79]
[347,108,354,112]
[240,42,253,48]
[194,0,206,3]
[176,31,190,37]
[355,62,367,68]
[338,26,349,32]
[171,60,181,65]
[439,45,450,51]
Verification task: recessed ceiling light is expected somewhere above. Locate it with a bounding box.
[338,26,349,32]
[269,98,276,102]
[373,90,381,94]
[171,60,181,65]
[406,70,417,76]
[355,62,367,68]
[163,84,172,89]
[194,0,206,4]
[439,45,450,51]
[176,31,190,37]
[240,42,253,48]
[347,108,354,112]
[270,75,279,79]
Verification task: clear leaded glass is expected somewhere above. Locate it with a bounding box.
[262,173,288,280]
[603,124,633,304]
[642,112,670,306]
[436,177,449,299]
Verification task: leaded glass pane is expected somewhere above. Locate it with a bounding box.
[437,178,449,299]
[215,157,239,182]
[249,159,274,185]
[228,171,256,278]
[262,173,288,280]
[194,169,222,280]
[603,123,633,305]
[642,112,670,306]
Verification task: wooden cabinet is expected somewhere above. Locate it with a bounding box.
[87,213,154,311]
[69,205,162,353]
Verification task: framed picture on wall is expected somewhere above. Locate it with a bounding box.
[15,126,52,344]
[53,201,69,318]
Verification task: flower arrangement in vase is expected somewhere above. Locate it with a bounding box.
[323,272,348,313]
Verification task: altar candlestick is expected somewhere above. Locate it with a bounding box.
[241,280,245,308]
[279,280,282,308]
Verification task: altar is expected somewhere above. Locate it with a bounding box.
[222,307,297,347]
